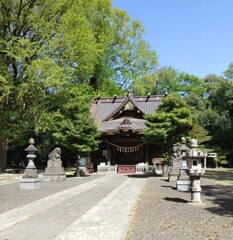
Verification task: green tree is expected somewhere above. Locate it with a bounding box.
[89,7,158,91]
[188,124,211,145]
[202,74,233,166]
[143,94,193,159]
[133,66,179,96]
[132,68,206,97]
[0,0,108,171]
[178,72,206,97]
[224,62,233,80]
[36,83,100,155]
[0,0,71,170]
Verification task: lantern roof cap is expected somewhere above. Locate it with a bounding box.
[25,138,38,152]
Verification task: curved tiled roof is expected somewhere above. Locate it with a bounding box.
[90,95,163,133]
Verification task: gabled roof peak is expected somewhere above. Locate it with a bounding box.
[102,96,146,121]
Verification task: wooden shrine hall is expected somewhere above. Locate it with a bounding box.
[90,93,163,173]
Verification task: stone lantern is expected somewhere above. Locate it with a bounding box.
[176,137,190,191]
[19,138,40,189]
[169,137,189,182]
[186,139,206,203]
[23,138,38,177]
[168,144,181,181]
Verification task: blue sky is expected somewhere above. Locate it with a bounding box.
[112,0,233,78]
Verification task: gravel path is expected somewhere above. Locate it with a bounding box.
[127,170,233,240]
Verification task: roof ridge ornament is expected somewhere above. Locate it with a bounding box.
[124,101,134,110]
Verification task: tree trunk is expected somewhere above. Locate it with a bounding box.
[0,140,8,172]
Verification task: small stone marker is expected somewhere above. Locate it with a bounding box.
[42,147,66,181]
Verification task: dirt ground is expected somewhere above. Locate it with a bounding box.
[127,169,233,240]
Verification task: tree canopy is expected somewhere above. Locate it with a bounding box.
[143,94,194,159]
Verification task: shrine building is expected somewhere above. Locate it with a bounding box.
[90,93,164,173]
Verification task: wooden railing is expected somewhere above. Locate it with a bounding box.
[97,164,117,174]
[97,163,155,174]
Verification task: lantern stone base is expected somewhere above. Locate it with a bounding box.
[176,180,191,191]
[19,178,41,189]
[190,191,204,204]
[188,173,205,204]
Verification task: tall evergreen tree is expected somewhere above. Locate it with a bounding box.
[143,94,193,159]
[36,83,100,155]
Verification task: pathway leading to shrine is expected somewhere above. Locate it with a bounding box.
[0,174,147,240]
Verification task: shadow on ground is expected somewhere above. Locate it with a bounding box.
[202,184,233,217]
[127,173,162,178]
[204,169,233,183]
[161,185,176,190]
[127,173,158,178]
[163,197,189,203]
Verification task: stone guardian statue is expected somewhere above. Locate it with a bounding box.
[43,147,66,181]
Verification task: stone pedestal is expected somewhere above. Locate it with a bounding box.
[43,168,66,181]
[190,175,203,203]
[188,169,205,203]
[19,178,40,189]
[176,159,191,191]
[176,180,191,191]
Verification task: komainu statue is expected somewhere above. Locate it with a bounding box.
[47,147,62,168]
[43,147,66,181]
